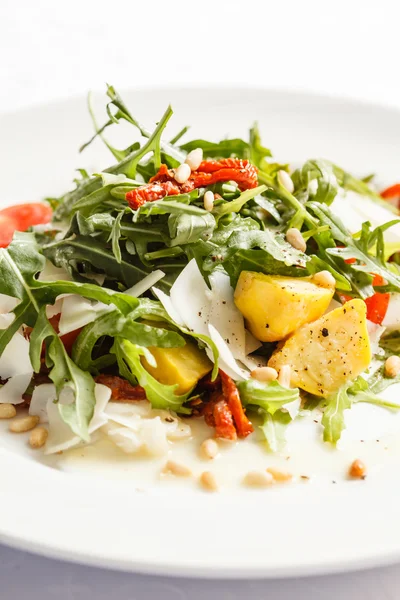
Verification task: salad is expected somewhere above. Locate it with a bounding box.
[1,85,400,483]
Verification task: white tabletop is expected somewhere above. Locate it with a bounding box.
[2,0,400,596]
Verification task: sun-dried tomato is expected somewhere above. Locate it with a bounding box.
[219,370,253,437]
[201,390,237,440]
[95,374,147,401]
[213,399,237,441]
[126,159,258,209]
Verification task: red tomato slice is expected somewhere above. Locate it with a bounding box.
[381,183,400,200]
[0,215,19,248]
[340,273,389,325]
[0,203,52,232]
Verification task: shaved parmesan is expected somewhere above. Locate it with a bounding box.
[44,383,111,455]
[383,293,400,331]
[103,401,191,456]
[29,383,54,423]
[0,330,33,404]
[208,324,249,381]
[152,287,185,326]
[245,330,262,355]
[58,295,112,335]
[38,260,73,282]
[125,270,165,298]
[0,294,18,314]
[169,259,211,336]
[0,373,32,405]
[209,271,246,360]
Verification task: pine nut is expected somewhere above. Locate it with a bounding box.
[185,148,203,171]
[278,365,291,388]
[200,438,219,459]
[200,471,218,492]
[312,270,336,289]
[384,355,400,378]
[267,467,292,482]
[0,403,16,419]
[349,459,366,479]
[277,170,294,193]
[29,427,48,449]
[251,367,278,382]
[163,460,192,477]
[203,190,215,211]
[286,228,306,252]
[243,471,274,487]
[174,163,191,184]
[9,415,39,433]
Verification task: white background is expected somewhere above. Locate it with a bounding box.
[1,0,400,597]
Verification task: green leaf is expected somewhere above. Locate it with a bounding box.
[213,185,267,218]
[167,212,216,247]
[249,122,272,166]
[108,211,123,263]
[238,379,300,414]
[72,309,185,372]
[308,202,400,297]
[259,409,291,452]
[321,386,351,444]
[292,160,339,206]
[180,138,249,159]
[29,308,96,441]
[113,339,191,412]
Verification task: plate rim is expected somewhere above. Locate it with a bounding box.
[1,85,400,579]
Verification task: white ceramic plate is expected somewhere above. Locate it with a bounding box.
[1,87,400,579]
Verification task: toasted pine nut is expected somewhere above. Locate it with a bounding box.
[163,460,192,477]
[200,438,219,460]
[384,355,400,378]
[312,270,336,289]
[9,415,39,433]
[29,427,48,449]
[203,190,215,211]
[174,163,191,184]
[251,366,278,382]
[267,467,292,482]
[243,471,274,488]
[349,459,366,479]
[278,365,291,388]
[286,228,306,252]
[277,169,294,193]
[200,471,218,492]
[185,148,203,171]
[0,403,16,419]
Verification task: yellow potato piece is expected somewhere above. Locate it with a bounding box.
[234,271,335,342]
[268,299,371,396]
[141,342,212,394]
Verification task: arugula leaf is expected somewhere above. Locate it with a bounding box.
[113,339,190,412]
[29,308,96,441]
[108,211,124,263]
[180,138,249,158]
[0,232,140,356]
[248,123,272,166]
[54,102,175,220]
[308,202,400,297]
[213,185,267,218]
[321,385,351,444]
[259,409,291,452]
[167,212,216,247]
[292,160,339,206]
[203,227,309,285]
[238,379,300,414]
[43,234,162,291]
[72,309,185,372]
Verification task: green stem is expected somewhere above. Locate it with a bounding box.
[257,171,317,228]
